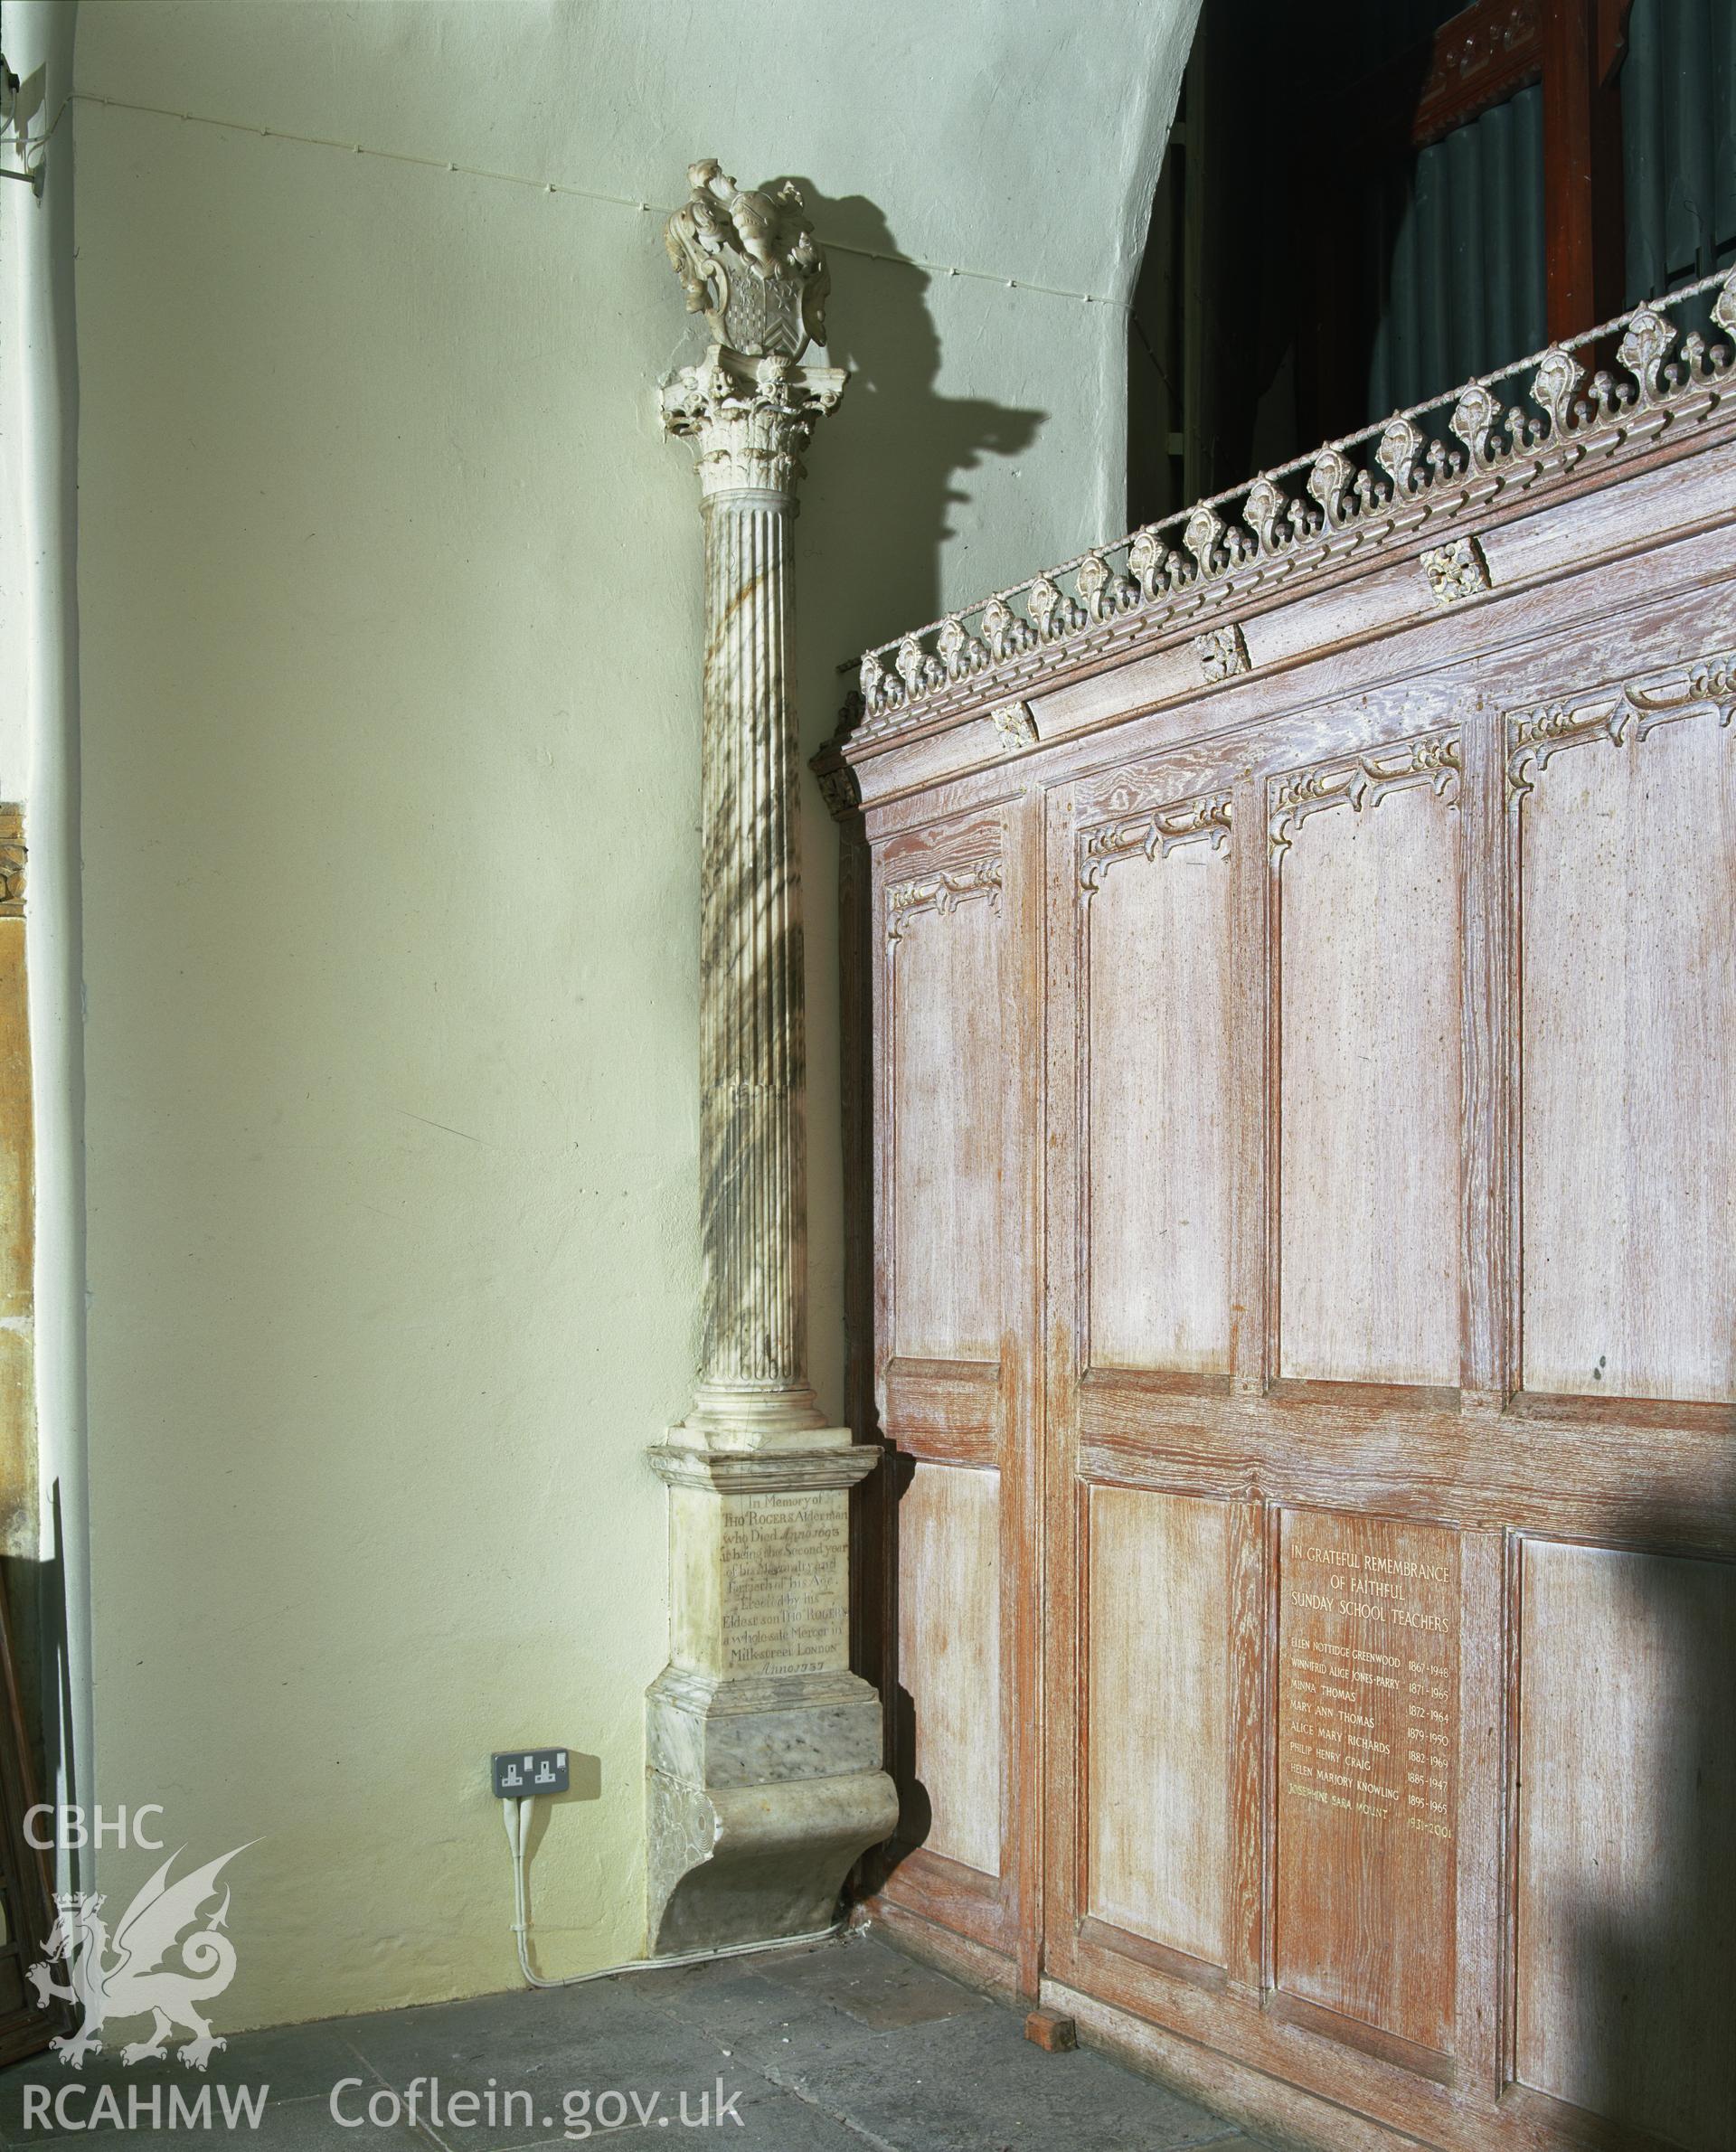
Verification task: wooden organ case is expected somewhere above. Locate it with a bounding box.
[818,276,1736,2152]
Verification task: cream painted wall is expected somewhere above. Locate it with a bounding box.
[65,0,1196,2025]
[0,0,94,1868]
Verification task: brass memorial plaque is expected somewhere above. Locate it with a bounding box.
[1275,1509,1460,2054]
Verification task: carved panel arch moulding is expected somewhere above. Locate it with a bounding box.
[884,857,1004,946]
[1268,731,1464,854]
[1078,789,1233,890]
[1505,646,1736,795]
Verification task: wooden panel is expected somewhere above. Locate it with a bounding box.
[1086,844,1236,1372]
[1520,713,1736,1402]
[897,1460,1002,1877]
[1276,1508,1460,2056]
[1514,1538,1736,2150]
[1085,1486,1230,1966]
[1076,1373,1736,1543]
[1278,767,1462,1388]
[882,1357,998,1465]
[852,401,1736,2152]
[891,889,1003,1361]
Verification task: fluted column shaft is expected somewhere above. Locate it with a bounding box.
[663,345,844,1448]
[693,482,817,1434]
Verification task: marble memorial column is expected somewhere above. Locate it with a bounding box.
[645,165,896,1953]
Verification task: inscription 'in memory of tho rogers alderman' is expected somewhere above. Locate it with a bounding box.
[718,1492,847,1678]
[1275,1510,1462,2055]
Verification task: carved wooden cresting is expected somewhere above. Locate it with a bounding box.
[822,270,1736,2152]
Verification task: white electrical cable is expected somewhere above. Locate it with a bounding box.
[499,1796,847,1991]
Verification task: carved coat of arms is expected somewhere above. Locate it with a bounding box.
[664,158,829,361]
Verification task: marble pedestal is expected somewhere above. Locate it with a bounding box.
[646,1441,896,1952]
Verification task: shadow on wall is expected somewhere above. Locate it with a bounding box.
[1549,1483,1736,2149]
[786,181,1046,702]
[770,187,1038,1899]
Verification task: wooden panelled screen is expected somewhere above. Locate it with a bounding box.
[823,269,1736,2152]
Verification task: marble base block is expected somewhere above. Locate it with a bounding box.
[645,1442,897,1953]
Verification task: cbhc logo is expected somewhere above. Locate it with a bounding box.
[24,1805,166,1850]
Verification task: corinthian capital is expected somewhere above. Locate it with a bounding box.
[662,345,845,498]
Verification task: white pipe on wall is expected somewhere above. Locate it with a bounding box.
[5,0,92,1887]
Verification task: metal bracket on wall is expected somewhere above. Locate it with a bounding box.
[0,52,47,194]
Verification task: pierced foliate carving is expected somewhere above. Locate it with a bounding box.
[981,597,1035,664]
[1530,347,1584,440]
[1308,449,1361,530]
[885,858,1004,943]
[1242,477,1291,551]
[1080,791,1232,888]
[1195,624,1250,682]
[1376,420,1425,497]
[1077,551,1136,622]
[1450,382,1503,468]
[1127,529,1162,600]
[990,702,1038,751]
[897,634,944,699]
[1506,648,1736,797]
[1413,0,1541,133]
[665,160,828,362]
[1616,308,1676,405]
[939,617,987,680]
[843,269,1736,738]
[1184,505,1229,578]
[1182,504,1255,571]
[1269,732,1462,854]
[1128,528,1181,600]
[1421,534,1492,606]
[1075,552,1109,619]
[1031,575,1085,641]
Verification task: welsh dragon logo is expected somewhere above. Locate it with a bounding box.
[26,1845,251,2070]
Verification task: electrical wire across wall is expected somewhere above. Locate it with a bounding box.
[63,91,1127,312]
[499,1797,845,1992]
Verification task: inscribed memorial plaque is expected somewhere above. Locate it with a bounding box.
[717,1491,848,1677]
[1275,1509,1460,2055]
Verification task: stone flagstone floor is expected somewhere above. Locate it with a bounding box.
[0,1931,1283,2151]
